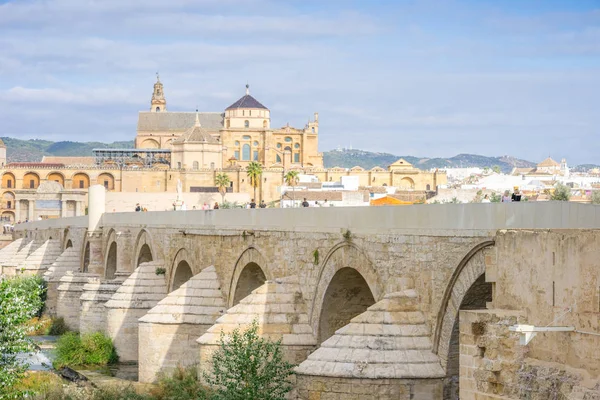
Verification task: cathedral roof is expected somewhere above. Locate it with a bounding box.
[226,94,268,110]
[226,85,268,110]
[172,113,219,144]
[137,112,224,132]
[537,157,560,167]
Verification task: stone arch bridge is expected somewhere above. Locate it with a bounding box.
[6,201,600,399]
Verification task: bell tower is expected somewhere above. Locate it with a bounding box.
[151,73,167,112]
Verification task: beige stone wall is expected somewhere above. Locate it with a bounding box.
[295,376,444,400]
[460,230,600,399]
[139,323,210,383]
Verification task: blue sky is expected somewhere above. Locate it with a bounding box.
[0,0,599,164]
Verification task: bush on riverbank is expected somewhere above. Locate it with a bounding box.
[25,316,69,336]
[53,332,118,369]
[0,275,46,399]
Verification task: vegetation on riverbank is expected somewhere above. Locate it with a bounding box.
[53,332,118,369]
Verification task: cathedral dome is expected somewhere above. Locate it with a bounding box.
[226,85,268,110]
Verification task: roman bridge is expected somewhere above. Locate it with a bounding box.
[5,192,600,399]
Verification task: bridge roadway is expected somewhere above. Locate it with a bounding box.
[9,202,600,399]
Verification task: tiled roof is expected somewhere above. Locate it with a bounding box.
[41,156,95,165]
[137,112,224,132]
[225,94,268,110]
[537,157,560,167]
[7,162,65,168]
[173,114,219,144]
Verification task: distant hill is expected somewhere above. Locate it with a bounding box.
[2,137,134,162]
[0,137,584,173]
[323,149,536,173]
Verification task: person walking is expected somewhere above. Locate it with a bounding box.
[259,200,267,208]
[302,198,309,207]
[501,190,512,203]
[135,203,141,212]
[481,194,491,203]
[511,187,522,202]
[249,199,256,209]
[214,202,219,209]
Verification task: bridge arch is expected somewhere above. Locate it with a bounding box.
[228,246,269,307]
[132,229,156,270]
[81,240,90,272]
[310,242,383,343]
[169,248,194,292]
[433,240,494,381]
[104,229,117,279]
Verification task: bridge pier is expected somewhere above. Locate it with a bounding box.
[105,261,167,362]
[56,272,93,331]
[138,266,227,383]
[79,277,124,334]
[20,239,62,276]
[43,246,81,316]
[295,290,445,400]
[197,276,317,380]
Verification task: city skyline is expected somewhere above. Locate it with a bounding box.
[0,0,599,164]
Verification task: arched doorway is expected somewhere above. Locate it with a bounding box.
[400,177,415,189]
[232,262,266,306]
[137,243,153,266]
[82,242,90,272]
[97,173,115,191]
[72,173,90,189]
[171,260,193,292]
[47,172,65,187]
[2,172,15,189]
[23,172,40,189]
[318,267,375,343]
[105,242,117,279]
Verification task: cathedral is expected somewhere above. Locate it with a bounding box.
[0,77,445,222]
[136,77,323,169]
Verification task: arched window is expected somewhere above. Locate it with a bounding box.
[294,143,300,149]
[312,127,315,133]
[276,143,282,149]
[276,155,282,163]
[235,141,240,146]
[243,135,251,140]
[284,146,292,152]
[294,153,300,163]
[242,144,251,160]
[253,141,259,146]
[156,107,160,112]
[192,161,199,170]
[426,184,431,191]
[285,137,292,142]
[244,120,249,128]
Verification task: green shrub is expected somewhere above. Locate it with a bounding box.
[53,332,118,369]
[0,276,46,399]
[205,321,295,400]
[47,317,69,336]
[151,366,210,400]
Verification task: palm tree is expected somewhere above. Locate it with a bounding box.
[246,162,263,202]
[284,170,299,207]
[215,173,230,204]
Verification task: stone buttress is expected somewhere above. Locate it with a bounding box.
[20,239,62,276]
[105,261,167,362]
[295,290,445,400]
[43,246,81,316]
[56,272,93,331]
[197,275,317,377]
[138,266,226,383]
[79,277,125,334]
[1,239,41,276]
[0,238,24,274]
